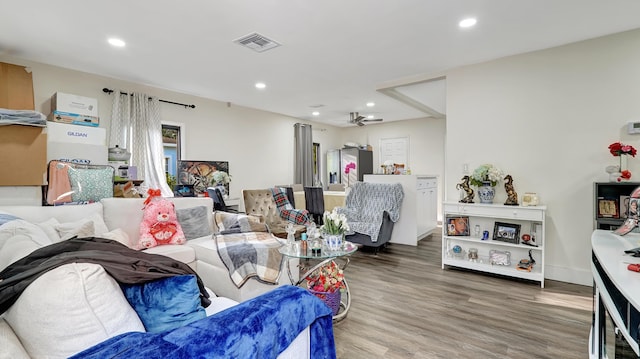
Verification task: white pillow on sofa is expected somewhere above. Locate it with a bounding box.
[0,317,30,359]
[4,262,145,358]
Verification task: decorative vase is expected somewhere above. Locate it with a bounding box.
[308,289,341,316]
[620,155,628,173]
[477,182,495,204]
[324,234,343,252]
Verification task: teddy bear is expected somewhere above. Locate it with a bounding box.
[138,190,186,249]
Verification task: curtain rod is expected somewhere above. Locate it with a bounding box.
[102,88,196,109]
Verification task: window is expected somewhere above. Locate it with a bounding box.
[162,124,181,188]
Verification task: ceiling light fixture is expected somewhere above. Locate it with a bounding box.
[108,38,126,47]
[459,18,477,28]
[312,111,320,116]
[366,102,375,107]
[367,115,374,119]
[255,82,266,89]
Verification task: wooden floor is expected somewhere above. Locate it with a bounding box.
[332,232,593,359]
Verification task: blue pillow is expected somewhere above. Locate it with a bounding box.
[121,275,206,333]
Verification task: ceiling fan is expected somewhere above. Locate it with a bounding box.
[349,112,383,126]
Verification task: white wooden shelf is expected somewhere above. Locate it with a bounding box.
[442,202,546,288]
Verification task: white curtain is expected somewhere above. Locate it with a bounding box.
[109,91,173,196]
[294,123,314,186]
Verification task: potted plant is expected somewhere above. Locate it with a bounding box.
[320,208,350,251]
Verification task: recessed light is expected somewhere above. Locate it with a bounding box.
[255,82,266,89]
[459,18,477,28]
[108,38,126,47]
[367,115,374,119]
[312,111,320,116]
[366,102,375,107]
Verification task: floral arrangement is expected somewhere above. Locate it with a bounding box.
[306,260,345,293]
[609,142,637,157]
[470,164,504,187]
[320,208,350,235]
[344,162,356,174]
[344,162,356,187]
[210,170,231,185]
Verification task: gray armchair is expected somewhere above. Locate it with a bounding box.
[336,182,404,254]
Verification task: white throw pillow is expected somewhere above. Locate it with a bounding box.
[4,263,145,358]
[0,317,30,359]
[0,219,51,248]
[36,218,61,242]
[99,228,134,248]
[0,234,42,272]
[49,214,111,242]
[56,220,95,241]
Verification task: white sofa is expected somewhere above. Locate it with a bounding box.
[0,197,309,359]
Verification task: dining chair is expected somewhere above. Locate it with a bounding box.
[304,186,325,225]
[207,187,239,213]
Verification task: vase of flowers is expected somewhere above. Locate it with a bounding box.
[344,162,356,188]
[470,164,504,204]
[305,260,345,315]
[608,142,636,181]
[320,208,350,251]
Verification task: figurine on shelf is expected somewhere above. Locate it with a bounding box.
[504,174,518,206]
[456,175,475,203]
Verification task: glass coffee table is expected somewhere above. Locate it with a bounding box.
[279,241,358,321]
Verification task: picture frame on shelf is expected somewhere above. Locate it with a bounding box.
[446,216,470,236]
[597,198,619,218]
[620,195,631,219]
[493,222,521,244]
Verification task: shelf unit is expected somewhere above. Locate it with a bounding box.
[594,181,640,230]
[442,202,546,288]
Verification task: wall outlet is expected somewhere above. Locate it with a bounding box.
[463,163,469,174]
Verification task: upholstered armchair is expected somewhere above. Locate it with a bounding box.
[242,189,307,239]
[336,182,404,254]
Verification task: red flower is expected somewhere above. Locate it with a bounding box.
[621,170,632,180]
[609,142,637,157]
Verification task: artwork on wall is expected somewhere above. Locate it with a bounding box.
[177,160,229,196]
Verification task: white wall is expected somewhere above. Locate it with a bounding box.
[445,28,640,285]
[339,118,446,221]
[0,55,345,206]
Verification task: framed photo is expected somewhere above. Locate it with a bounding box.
[629,198,640,221]
[620,195,631,219]
[597,198,619,218]
[493,222,521,244]
[177,160,229,196]
[446,216,470,236]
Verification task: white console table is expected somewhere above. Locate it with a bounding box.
[591,229,640,358]
[364,174,438,246]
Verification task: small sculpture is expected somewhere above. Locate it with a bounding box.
[456,175,474,203]
[504,174,518,206]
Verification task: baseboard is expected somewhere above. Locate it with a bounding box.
[545,264,592,286]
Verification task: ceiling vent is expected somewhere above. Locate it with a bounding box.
[233,32,281,53]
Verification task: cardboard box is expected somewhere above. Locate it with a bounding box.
[48,110,99,127]
[51,92,98,117]
[0,125,47,185]
[46,121,106,145]
[46,122,107,165]
[0,62,34,111]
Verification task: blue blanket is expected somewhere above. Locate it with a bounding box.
[71,285,336,359]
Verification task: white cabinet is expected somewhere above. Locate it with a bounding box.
[364,174,438,246]
[441,202,546,288]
